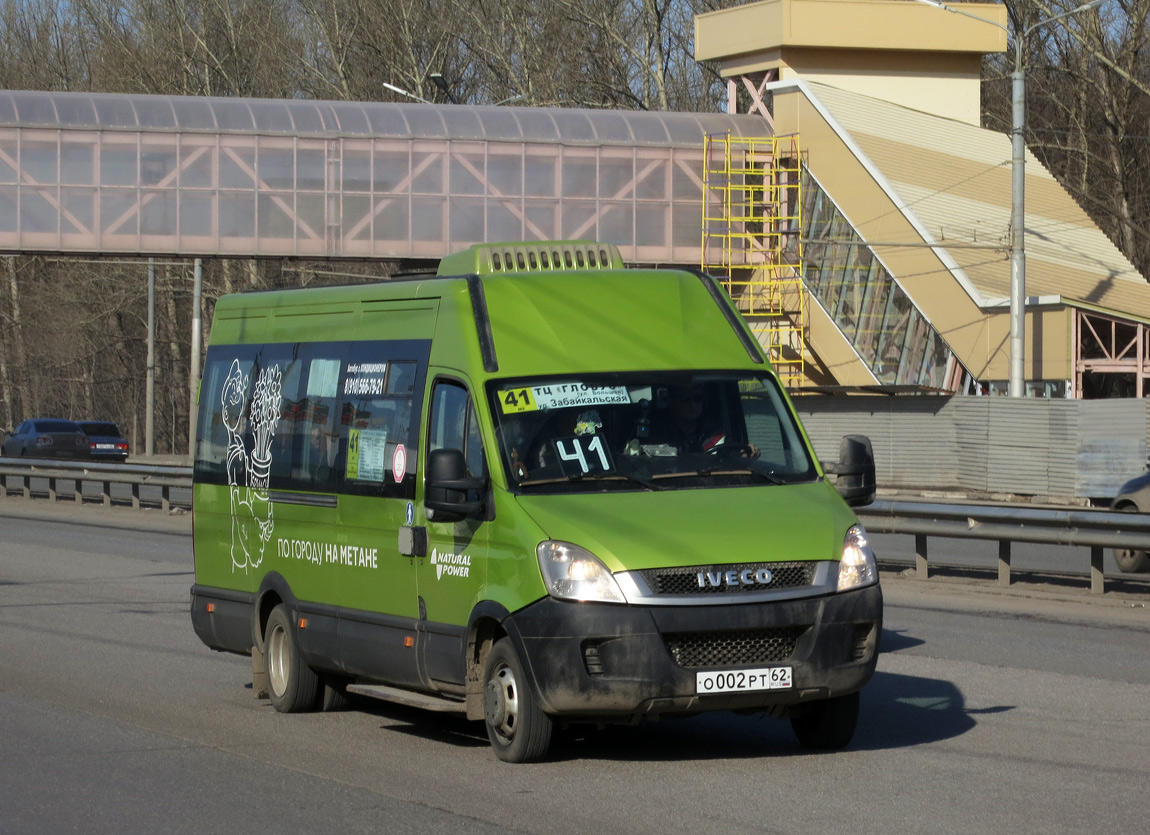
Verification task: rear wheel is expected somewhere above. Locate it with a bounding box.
[1112,505,1150,573]
[483,639,553,763]
[790,691,860,750]
[1114,548,1150,573]
[264,604,319,713]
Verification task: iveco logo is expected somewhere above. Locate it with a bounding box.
[696,568,773,589]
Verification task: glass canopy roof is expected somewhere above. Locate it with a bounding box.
[0,90,764,147]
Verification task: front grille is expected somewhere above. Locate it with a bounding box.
[664,626,807,668]
[639,562,815,596]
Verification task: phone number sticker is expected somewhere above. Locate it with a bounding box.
[499,383,629,413]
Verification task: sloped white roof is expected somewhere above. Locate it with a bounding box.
[799,80,1150,318]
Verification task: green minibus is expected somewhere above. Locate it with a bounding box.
[190,241,882,762]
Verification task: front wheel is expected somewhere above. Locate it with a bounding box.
[483,639,553,763]
[790,691,860,750]
[264,604,319,713]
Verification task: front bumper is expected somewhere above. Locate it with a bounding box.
[503,583,882,719]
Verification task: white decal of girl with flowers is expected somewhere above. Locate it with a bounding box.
[221,358,282,572]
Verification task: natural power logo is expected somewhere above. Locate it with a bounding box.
[222,358,283,573]
[430,548,471,580]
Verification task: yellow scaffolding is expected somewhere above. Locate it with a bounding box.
[701,134,806,389]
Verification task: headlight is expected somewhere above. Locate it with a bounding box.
[837,524,878,592]
[537,541,626,603]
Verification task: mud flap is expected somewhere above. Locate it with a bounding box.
[252,644,269,699]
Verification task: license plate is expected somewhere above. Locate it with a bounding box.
[696,667,792,694]
[95,444,114,449]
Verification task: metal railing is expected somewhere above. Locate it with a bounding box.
[859,499,1150,594]
[0,457,192,511]
[3,458,1149,594]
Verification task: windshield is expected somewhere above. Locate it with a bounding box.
[488,373,817,493]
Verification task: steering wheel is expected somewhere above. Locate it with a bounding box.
[707,442,760,460]
[706,443,742,459]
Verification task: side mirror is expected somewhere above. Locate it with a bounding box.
[425,448,486,521]
[824,434,876,507]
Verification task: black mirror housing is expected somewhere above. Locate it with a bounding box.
[825,434,876,507]
[425,448,486,521]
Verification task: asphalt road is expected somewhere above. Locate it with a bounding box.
[2,500,1149,834]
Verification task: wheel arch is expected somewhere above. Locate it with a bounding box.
[463,600,512,720]
[253,571,295,650]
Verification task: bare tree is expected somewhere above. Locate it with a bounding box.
[982,0,1150,277]
[0,0,92,90]
[293,0,467,103]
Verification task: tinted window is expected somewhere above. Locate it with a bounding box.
[33,420,82,433]
[79,422,121,436]
[194,340,429,498]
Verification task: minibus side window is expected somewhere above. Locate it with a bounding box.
[193,356,233,482]
[195,342,427,500]
[428,380,486,480]
[291,354,340,490]
[341,359,420,496]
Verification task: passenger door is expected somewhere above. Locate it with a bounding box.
[417,376,488,688]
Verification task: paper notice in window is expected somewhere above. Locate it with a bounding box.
[352,428,388,482]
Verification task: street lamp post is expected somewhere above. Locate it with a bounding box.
[382,82,431,104]
[429,73,457,104]
[913,0,1103,397]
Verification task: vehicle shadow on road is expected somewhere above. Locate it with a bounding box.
[880,627,925,652]
[849,669,1005,752]
[357,671,995,763]
[346,628,996,762]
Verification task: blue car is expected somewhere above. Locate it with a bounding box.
[1,418,92,459]
[78,421,131,461]
[1111,470,1150,573]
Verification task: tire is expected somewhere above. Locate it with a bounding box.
[482,639,553,763]
[790,691,860,750]
[1112,505,1150,573]
[1114,548,1150,573]
[264,604,319,713]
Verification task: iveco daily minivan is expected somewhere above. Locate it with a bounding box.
[190,241,881,762]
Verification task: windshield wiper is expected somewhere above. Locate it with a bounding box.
[568,471,663,491]
[516,471,662,490]
[652,465,789,485]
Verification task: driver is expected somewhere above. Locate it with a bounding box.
[653,385,759,458]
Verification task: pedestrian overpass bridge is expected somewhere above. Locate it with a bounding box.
[0,90,767,265]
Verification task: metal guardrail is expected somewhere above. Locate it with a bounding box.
[0,457,192,511]
[3,459,1148,594]
[859,499,1150,594]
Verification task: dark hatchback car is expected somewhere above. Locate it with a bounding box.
[78,421,130,461]
[1,418,92,459]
